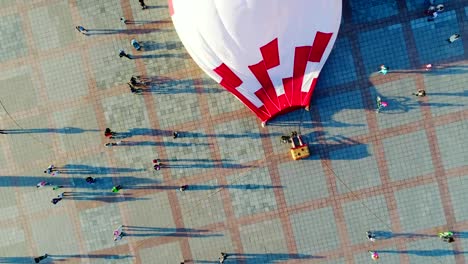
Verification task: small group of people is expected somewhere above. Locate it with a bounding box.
[366,230,455,260]
[113,225,124,241]
[424,1,444,21]
[128,75,149,94]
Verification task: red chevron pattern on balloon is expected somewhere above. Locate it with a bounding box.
[169,0,342,124]
[213,32,334,122]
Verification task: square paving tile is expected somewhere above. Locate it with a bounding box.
[239,218,289,264]
[342,195,391,245]
[139,242,182,264]
[424,65,468,117]
[76,0,124,29]
[102,93,150,130]
[0,226,26,251]
[8,115,54,165]
[435,120,468,170]
[0,239,29,261]
[163,128,214,180]
[315,90,369,137]
[125,192,175,234]
[349,0,398,23]
[189,230,234,263]
[447,175,468,222]
[153,79,202,129]
[291,207,340,255]
[0,14,28,62]
[330,143,381,194]
[278,158,329,206]
[31,213,80,255]
[0,67,39,114]
[215,117,265,165]
[28,0,75,50]
[88,40,137,90]
[0,179,19,221]
[53,103,101,153]
[179,178,226,228]
[206,83,244,116]
[372,78,423,129]
[41,53,88,101]
[227,167,277,218]
[79,204,125,251]
[317,37,357,88]
[411,10,464,64]
[383,130,434,181]
[395,183,445,232]
[358,24,410,75]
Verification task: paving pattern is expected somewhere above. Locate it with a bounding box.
[0,0,467,263]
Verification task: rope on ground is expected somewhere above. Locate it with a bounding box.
[0,98,54,149]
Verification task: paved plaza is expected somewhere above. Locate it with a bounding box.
[0,0,467,263]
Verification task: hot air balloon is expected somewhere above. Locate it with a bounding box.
[169,0,342,126]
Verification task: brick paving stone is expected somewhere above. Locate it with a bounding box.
[383,130,434,181]
[395,183,446,232]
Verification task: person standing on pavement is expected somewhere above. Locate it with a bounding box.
[34,254,48,263]
[119,49,132,59]
[75,26,88,35]
[139,0,148,9]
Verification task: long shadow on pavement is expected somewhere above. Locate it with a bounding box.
[193,252,322,263]
[378,249,468,256]
[0,254,133,263]
[122,226,222,238]
[0,127,99,134]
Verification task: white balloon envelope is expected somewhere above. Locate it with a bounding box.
[169,0,342,123]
